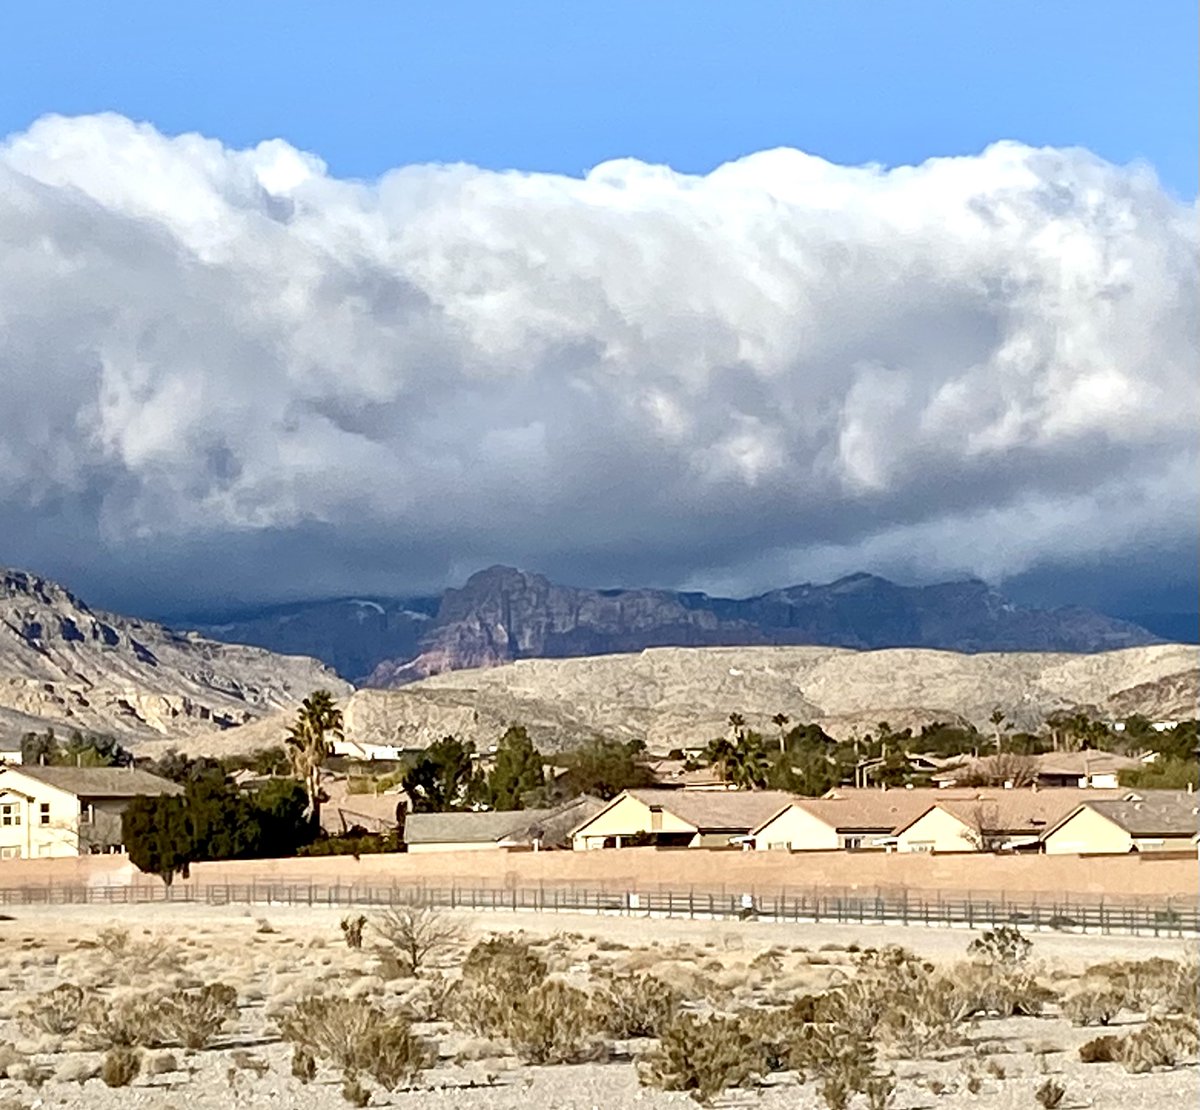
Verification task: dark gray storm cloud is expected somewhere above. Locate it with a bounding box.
[0,114,1196,613]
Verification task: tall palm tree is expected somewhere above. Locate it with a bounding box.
[989,709,1007,755]
[771,713,790,755]
[286,689,344,832]
[728,712,746,742]
[704,735,736,785]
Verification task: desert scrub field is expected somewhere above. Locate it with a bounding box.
[0,908,1195,1108]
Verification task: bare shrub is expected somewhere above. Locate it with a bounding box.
[1080,957,1198,1017]
[598,973,680,1038]
[371,905,463,976]
[100,1047,141,1088]
[161,984,238,1049]
[18,984,87,1035]
[1117,1014,1200,1073]
[638,1012,761,1105]
[1034,1078,1065,1108]
[1061,986,1124,1026]
[952,961,1054,1018]
[504,980,606,1065]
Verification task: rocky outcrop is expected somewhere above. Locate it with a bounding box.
[0,567,349,742]
[163,642,1198,758]
[360,567,1163,687]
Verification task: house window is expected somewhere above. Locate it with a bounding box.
[81,804,94,825]
[0,803,19,827]
[39,803,50,826]
[909,841,935,853]
[0,846,20,859]
[843,836,863,850]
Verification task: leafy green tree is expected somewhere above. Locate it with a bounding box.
[286,690,344,831]
[1119,756,1199,791]
[559,737,654,800]
[486,725,544,810]
[702,736,736,783]
[401,736,481,812]
[123,795,193,887]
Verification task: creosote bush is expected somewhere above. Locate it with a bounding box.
[1079,1035,1120,1063]
[161,984,238,1049]
[1061,986,1124,1027]
[598,973,680,1038]
[1117,1014,1199,1073]
[504,980,606,1065]
[639,1013,761,1105]
[278,995,433,1093]
[460,935,547,993]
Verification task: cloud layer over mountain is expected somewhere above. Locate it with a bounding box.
[1,114,1196,611]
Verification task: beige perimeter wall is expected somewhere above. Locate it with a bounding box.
[0,847,1194,902]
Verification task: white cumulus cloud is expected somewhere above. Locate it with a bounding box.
[0,113,1195,609]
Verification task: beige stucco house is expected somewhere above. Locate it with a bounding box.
[0,766,182,859]
[1042,793,1200,855]
[749,789,969,851]
[571,789,793,850]
[894,788,1128,853]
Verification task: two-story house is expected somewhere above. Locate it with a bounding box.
[0,765,182,859]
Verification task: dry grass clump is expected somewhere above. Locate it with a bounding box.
[100,1046,140,1088]
[18,984,87,1036]
[1117,1014,1199,1073]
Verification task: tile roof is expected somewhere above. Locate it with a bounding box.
[623,788,796,832]
[1079,794,1200,838]
[927,787,1129,836]
[1034,751,1142,776]
[5,766,183,798]
[405,796,605,847]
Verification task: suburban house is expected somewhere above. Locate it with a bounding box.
[932,751,1142,790]
[0,765,182,859]
[644,758,732,790]
[406,796,604,853]
[748,789,980,851]
[1042,793,1200,855]
[893,788,1130,853]
[570,789,793,850]
[1031,751,1142,789]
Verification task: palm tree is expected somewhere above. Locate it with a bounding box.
[727,736,771,790]
[771,713,790,755]
[728,713,746,742]
[989,709,1007,755]
[703,735,736,785]
[286,689,344,832]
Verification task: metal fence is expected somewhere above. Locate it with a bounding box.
[0,880,1195,937]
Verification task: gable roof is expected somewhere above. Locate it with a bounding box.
[621,788,796,833]
[405,796,605,847]
[1050,793,1200,840]
[3,766,183,799]
[897,787,1130,838]
[1034,751,1142,777]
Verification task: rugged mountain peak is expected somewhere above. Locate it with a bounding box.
[0,564,349,742]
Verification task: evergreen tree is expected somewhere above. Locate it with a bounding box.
[486,725,544,810]
[401,736,481,812]
[123,795,193,887]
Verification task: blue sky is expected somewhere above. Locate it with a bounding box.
[3,1,1196,196]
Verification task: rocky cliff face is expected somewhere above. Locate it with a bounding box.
[0,567,349,742]
[360,566,1162,687]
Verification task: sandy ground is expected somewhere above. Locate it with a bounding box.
[0,904,1195,1109]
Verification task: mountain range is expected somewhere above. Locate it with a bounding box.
[191,565,1165,686]
[0,566,349,743]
